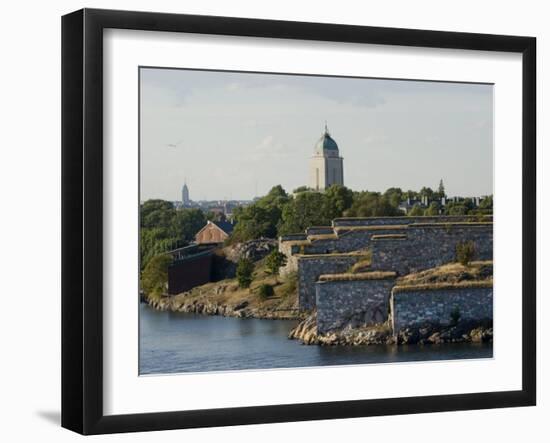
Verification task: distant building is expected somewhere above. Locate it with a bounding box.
[398,197,422,214]
[182,182,190,206]
[207,206,225,217]
[309,124,344,191]
[397,194,489,215]
[195,220,234,244]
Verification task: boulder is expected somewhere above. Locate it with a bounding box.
[224,239,277,263]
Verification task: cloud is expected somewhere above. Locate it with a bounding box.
[225,75,387,108]
[250,135,292,160]
[140,67,493,200]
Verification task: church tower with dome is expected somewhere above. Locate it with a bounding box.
[309,124,344,191]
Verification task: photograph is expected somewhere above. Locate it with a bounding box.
[1,0,544,439]
[138,67,494,375]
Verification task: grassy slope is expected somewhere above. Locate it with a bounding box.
[166,258,299,316]
[395,260,493,290]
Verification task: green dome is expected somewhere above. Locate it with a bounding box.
[314,125,339,154]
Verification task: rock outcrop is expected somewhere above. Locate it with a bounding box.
[224,239,277,263]
[289,311,492,346]
[146,295,300,320]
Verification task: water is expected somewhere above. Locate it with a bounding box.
[139,303,493,375]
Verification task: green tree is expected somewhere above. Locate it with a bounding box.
[479,195,493,210]
[437,179,446,198]
[139,200,207,270]
[257,283,274,300]
[278,191,331,235]
[419,187,434,199]
[140,228,179,268]
[174,208,207,242]
[262,185,289,203]
[346,191,400,217]
[236,258,254,288]
[408,204,425,216]
[140,200,179,269]
[141,253,172,296]
[463,198,475,212]
[471,195,494,216]
[324,185,354,219]
[383,187,404,208]
[257,185,290,229]
[424,201,441,216]
[445,202,468,215]
[140,199,176,229]
[231,205,277,242]
[456,240,476,266]
[265,249,287,275]
[229,185,290,242]
[292,186,311,194]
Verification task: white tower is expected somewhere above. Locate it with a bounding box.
[309,124,344,191]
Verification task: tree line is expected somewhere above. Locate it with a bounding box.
[139,184,493,270]
[140,200,207,270]
[229,184,493,243]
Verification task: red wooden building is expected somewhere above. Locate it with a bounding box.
[194,220,234,244]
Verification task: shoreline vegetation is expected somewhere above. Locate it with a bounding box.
[144,254,304,321]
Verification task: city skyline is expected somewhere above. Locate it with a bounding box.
[140,68,493,201]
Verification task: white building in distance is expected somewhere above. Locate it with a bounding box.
[181,182,190,206]
[309,124,344,191]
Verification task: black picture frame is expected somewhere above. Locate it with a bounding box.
[61,8,536,435]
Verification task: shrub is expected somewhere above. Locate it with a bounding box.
[450,306,461,326]
[349,252,373,273]
[265,249,287,275]
[408,204,425,216]
[456,240,476,266]
[141,253,172,297]
[279,271,298,299]
[236,257,254,288]
[257,283,274,300]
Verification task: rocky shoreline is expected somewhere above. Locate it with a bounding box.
[145,295,492,346]
[145,295,302,321]
[289,311,493,346]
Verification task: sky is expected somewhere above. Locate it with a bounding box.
[140,67,493,202]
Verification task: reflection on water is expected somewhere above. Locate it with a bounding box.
[139,303,493,375]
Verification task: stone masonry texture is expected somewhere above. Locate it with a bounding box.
[316,278,396,334]
[391,286,493,334]
[304,227,407,254]
[297,255,361,310]
[332,215,491,227]
[370,225,492,275]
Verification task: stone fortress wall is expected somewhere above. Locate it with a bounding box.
[390,285,493,334]
[304,226,407,255]
[316,274,396,334]
[278,215,494,336]
[280,215,492,256]
[332,215,492,227]
[370,223,493,275]
[297,254,363,310]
